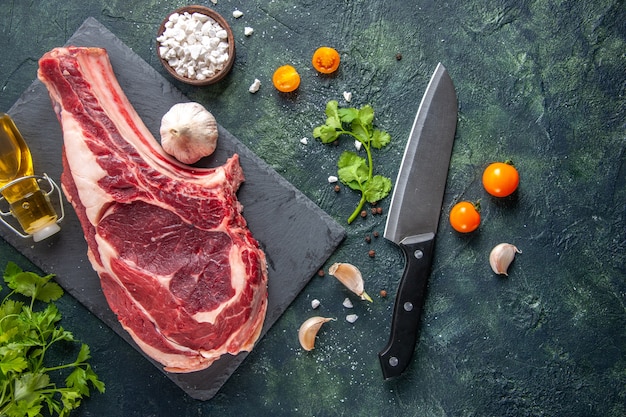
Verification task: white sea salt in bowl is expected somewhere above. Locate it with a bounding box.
[157,5,235,86]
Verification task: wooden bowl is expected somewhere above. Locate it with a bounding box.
[157,5,235,86]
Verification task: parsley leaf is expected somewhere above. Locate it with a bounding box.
[314,100,393,223]
[0,262,105,417]
[371,129,391,149]
[337,151,369,191]
[313,124,340,143]
[4,268,63,304]
[364,175,393,202]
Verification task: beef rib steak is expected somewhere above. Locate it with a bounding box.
[37,46,268,373]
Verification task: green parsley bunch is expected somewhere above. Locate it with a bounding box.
[313,100,392,223]
[0,262,104,417]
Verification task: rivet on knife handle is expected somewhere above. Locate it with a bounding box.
[378,233,434,379]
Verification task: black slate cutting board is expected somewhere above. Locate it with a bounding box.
[2,17,345,401]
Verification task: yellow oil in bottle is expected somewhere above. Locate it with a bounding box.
[0,113,60,241]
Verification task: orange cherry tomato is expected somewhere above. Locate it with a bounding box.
[312,47,340,74]
[482,161,519,197]
[272,65,301,92]
[450,201,481,233]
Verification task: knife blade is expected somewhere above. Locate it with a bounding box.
[378,63,457,379]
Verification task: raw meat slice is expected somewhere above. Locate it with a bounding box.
[37,46,268,373]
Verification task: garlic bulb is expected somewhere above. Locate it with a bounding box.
[160,102,218,164]
[298,316,334,351]
[489,243,522,275]
[328,262,373,302]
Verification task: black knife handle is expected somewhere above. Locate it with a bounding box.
[378,232,435,379]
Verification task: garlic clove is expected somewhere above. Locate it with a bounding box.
[328,262,373,302]
[298,316,334,351]
[489,243,522,275]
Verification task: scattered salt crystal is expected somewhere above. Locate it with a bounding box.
[210,0,217,4]
[328,175,338,183]
[346,314,358,323]
[233,10,243,18]
[354,140,362,151]
[244,26,254,36]
[342,298,353,308]
[248,78,261,93]
[343,91,352,102]
[300,137,308,145]
[311,299,320,309]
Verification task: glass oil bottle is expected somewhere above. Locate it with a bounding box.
[0,113,62,241]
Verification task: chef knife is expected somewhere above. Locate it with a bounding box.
[378,63,457,379]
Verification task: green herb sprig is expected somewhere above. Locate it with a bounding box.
[313,100,392,223]
[0,262,105,417]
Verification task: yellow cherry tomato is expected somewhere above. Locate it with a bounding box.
[312,46,340,74]
[272,65,301,92]
[482,161,520,197]
[450,201,481,233]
